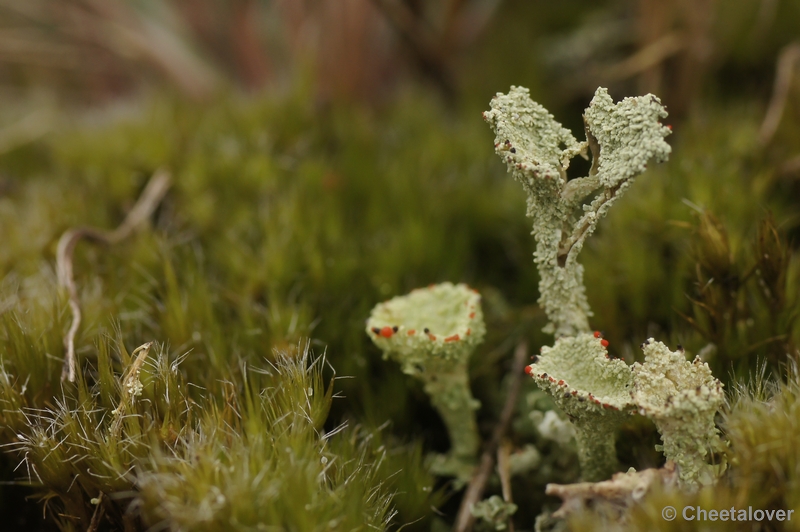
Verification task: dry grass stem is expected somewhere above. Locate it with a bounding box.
[497,440,515,532]
[56,169,171,382]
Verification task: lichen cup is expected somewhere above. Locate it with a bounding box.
[367,282,486,480]
[632,339,725,489]
[527,333,635,481]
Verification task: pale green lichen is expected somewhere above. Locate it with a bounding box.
[471,495,518,531]
[528,333,634,481]
[533,410,575,445]
[632,339,725,488]
[485,85,676,482]
[367,282,486,479]
[483,86,671,337]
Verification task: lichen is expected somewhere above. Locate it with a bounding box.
[486,86,680,483]
[366,282,486,479]
[632,339,725,488]
[527,333,635,481]
[534,410,575,445]
[471,495,518,531]
[483,86,671,337]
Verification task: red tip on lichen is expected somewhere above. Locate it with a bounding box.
[593,331,602,338]
[469,312,475,319]
[428,334,437,341]
[524,365,533,375]
[445,334,460,343]
[407,330,416,336]
[601,339,609,348]
[380,326,394,338]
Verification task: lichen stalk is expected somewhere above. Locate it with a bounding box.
[572,417,622,483]
[422,359,480,464]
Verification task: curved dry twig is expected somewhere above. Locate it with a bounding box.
[56,169,171,382]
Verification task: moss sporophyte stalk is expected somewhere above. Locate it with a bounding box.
[367,282,486,480]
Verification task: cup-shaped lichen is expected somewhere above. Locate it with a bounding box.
[527,333,635,481]
[483,86,671,337]
[367,282,486,479]
[632,339,724,488]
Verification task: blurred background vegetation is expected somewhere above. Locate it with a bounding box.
[0,0,799,530]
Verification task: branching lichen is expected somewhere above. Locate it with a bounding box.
[366,282,486,479]
[486,86,678,482]
[483,86,671,337]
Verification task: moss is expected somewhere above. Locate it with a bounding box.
[0,71,798,528]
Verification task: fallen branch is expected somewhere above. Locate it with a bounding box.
[454,340,528,532]
[759,42,800,146]
[56,169,171,382]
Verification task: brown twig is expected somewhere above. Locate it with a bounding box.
[759,42,800,146]
[56,169,170,382]
[86,492,106,532]
[454,341,528,532]
[497,440,515,532]
[368,0,456,98]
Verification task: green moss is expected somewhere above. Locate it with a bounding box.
[0,72,798,528]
